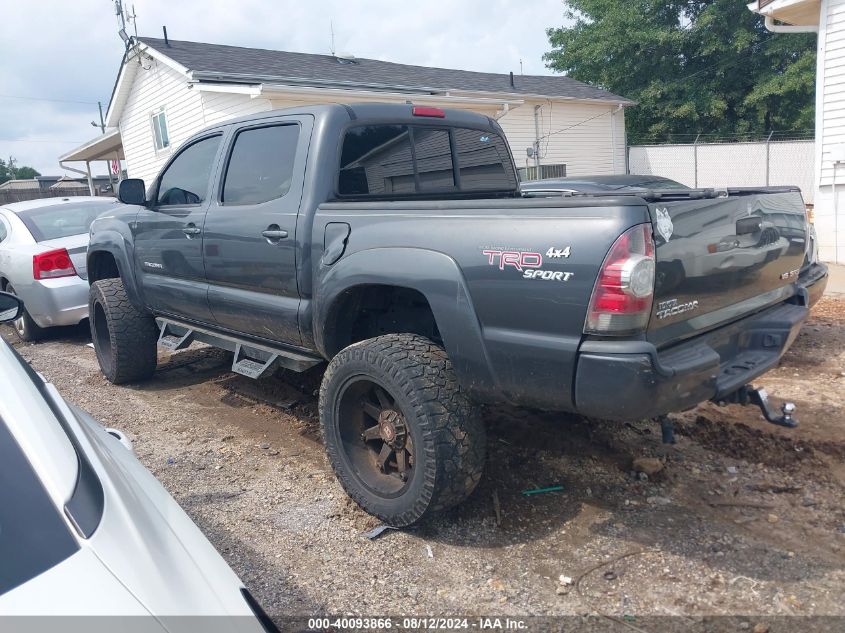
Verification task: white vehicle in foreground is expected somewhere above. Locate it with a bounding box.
[0,291,275,631]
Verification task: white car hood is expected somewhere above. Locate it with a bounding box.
[68,404,260,625]
[0,547,153,617]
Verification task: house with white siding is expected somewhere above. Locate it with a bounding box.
[750,0,845,263]
[60,36,632,188]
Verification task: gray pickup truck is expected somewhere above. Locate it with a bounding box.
[87,103,828,525]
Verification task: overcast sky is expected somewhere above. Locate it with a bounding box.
[0,0,570,177]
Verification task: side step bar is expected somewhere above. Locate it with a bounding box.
[156,318,323,378]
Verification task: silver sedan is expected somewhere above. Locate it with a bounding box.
[0,196,120,341]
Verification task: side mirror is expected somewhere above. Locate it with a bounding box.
[0,291,23,323]
[118,178,147,205]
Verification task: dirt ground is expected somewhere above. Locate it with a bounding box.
[4,297,845,628]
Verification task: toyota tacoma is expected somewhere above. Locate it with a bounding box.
[87,103,828,526]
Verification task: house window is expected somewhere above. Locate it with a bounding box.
[151,108,170,151]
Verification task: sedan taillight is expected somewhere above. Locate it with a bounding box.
[33,248,77,280]
[584,224,655,335]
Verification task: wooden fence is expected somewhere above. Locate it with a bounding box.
[0,189,114,206]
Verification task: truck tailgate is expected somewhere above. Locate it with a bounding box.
[646,189,808,347]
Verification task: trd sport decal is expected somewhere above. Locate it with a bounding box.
[481,247,574,282]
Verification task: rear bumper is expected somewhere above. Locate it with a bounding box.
[800,261,828,307]
[573,264,827,421]
[16,277,89,328]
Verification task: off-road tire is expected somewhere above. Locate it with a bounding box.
[319,334,486,526]
[6,285,45,342]
[89,278,157,384]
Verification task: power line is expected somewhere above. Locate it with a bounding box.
[539,108,613,141]
[0,94,102,106]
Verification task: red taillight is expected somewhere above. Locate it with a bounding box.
[412,106,445,118]
[585,224,655,335]
[33,248,77,280]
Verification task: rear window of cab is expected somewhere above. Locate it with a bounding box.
[338,124,518,197]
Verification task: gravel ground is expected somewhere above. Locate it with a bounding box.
[4,297,845,627]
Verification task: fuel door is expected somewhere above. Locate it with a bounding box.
[322,222,351,266]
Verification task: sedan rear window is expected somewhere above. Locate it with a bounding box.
[0,417,79,596]
[18,202,115,242]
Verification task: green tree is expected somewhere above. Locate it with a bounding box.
[545,0,817,144]
[0,157,41,183]
[15,166,41,180]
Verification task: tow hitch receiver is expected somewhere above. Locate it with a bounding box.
[717,385,798,428]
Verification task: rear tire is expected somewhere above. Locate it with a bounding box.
[319,334,486,526]
[89,278,158,384]
[6,285,45,342]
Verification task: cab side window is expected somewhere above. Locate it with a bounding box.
[0,219,7,243]
[222,124,300,206]
[156,135,222,206]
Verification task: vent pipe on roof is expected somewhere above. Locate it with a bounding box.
[509,71,514,88]
[163,26,171,47]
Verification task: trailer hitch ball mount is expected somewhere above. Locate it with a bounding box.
[716,385,798,428]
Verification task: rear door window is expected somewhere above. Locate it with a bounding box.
[222,124,300,205]
[0,418,79,596]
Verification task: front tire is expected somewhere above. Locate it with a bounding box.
[6,285,45,342]
[89,278,158,384]
[319,334,486,526]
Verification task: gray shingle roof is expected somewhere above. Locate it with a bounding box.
[138,37,632,104]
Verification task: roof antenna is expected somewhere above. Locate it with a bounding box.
[330,20,336,56]
[114,0,130,49]
[163,25,170,47]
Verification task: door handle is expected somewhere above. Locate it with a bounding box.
[262,227,288,241]
[183,225,201,237]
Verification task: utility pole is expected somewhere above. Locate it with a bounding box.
[93,101,106,134]
[91,101,114,192]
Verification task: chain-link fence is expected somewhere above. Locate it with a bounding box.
[628,138,815,203]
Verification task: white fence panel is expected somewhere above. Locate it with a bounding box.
[627,145,697,188]
[769,142,816,203]
[628,140,815,203]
